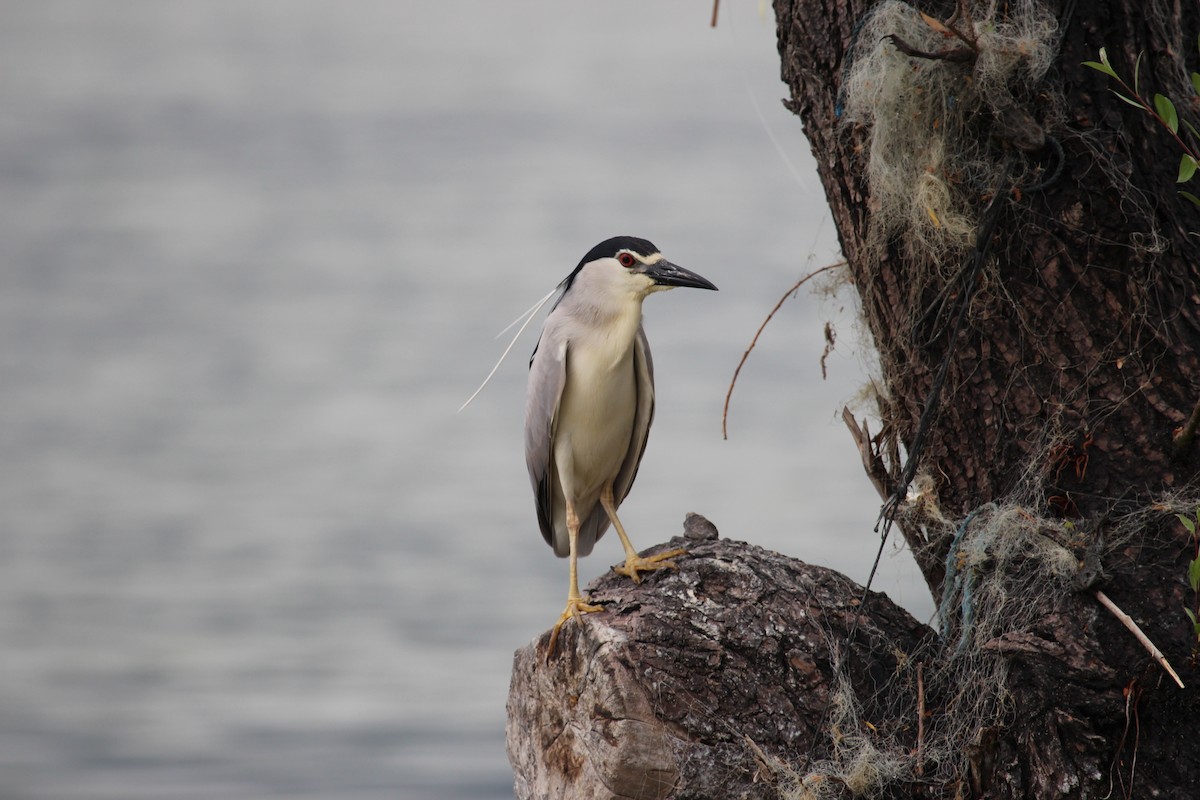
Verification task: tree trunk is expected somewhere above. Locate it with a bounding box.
[507,1,1200,797]
[773,0,1200,795]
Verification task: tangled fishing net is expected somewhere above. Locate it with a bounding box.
[840,0,1059,273]
[781,668,914,799]
[780,442,1200,797]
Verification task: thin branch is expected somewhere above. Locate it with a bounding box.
[722,262,845,439]
[1106,69,1200,161]
[1094,589,1185,689]
[842,406,891,501]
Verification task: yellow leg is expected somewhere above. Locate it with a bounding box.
[547,499,603,658]
[600,484,686,584]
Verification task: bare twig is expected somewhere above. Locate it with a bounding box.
[1107,679,1142,800]
[819,321,836,379]
[742,735,782,782]
[722,262,845,439]
[1094,589,1184,688]
[882,33,975,63]
[842,407,891,501]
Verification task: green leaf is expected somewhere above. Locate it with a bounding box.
[1187,609,1200,641]
[1179,513,1197,533]
[1111,90,1145,109]
[1183,119,1200,143]
[1083,58,1118,80]
[1179,154,1198,184]
[1155,93,1179,133]
[1134,52,1143,94]
[1190,557,1200,592]
[1192,72,1200,96]
[1182,190,1200,207]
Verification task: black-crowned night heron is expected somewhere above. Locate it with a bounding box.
[525,236,717,653]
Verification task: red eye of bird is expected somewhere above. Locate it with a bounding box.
[617,253,636,268]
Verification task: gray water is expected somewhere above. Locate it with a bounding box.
[0,2,932,798]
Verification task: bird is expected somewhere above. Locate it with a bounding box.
[525,236,717,654]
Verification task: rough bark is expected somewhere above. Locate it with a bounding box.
[772,0,1200,796]
[774,0,1200,556]
[507,515,931,800]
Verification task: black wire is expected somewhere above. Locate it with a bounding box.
[804,156,1018,767]
[1022,135,1065,192]
[864,154,1017,595]
[802,0,1079,775]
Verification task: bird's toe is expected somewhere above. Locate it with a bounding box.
[545,595,605,658]
[613,547,687,583]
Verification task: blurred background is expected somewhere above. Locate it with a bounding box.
[0,2,932,798]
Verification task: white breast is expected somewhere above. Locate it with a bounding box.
[552,302,643,503]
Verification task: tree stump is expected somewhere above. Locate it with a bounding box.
[506,514,932,799]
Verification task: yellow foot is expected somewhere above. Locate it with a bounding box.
[613,548,687,584]
[546,595,604,658]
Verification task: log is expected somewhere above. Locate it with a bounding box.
[506,514,933,799]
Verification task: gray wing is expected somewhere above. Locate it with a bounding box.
[525,324,568,552]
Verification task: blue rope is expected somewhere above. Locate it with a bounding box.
[955,565,978,656]
[937,504,994,639]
